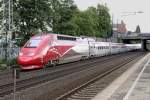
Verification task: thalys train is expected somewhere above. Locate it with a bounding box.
[17,33,141,70]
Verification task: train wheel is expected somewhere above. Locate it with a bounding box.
[81,56,88,61]
[43,61,51,68]
[50,60,55,67]
[44,59,59,68]
[51,59,59,67]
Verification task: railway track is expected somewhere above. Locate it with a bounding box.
[0,51,145,99]
[0,53,129,97]
[0,53,124,84]
[56,52,145,100]
[0,55,112,87]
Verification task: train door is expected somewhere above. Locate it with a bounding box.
[89,41,95,56]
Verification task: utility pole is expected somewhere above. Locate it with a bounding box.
[2,0,13,61]
[111,13,114,37]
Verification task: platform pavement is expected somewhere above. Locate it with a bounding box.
[92,53,150,100]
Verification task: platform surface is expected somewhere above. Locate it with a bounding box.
[92,53,150,100]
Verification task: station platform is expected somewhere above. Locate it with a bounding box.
[92,53,150,100]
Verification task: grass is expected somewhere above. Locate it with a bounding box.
[0,59,7,71]
[0,58,19,71]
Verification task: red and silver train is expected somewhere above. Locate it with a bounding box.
[17,33,141,70]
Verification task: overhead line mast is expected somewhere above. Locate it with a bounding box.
[2,0,13,40]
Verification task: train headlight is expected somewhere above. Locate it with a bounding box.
[28,53,34,56]
[19,53,23,56]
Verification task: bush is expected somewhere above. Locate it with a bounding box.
[0,58,19,71]
[0,59,7,71]
[7,58,19,66]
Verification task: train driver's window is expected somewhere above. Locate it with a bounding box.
[25,39,41,48]
[49,41,52,45]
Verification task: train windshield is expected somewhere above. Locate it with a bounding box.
[25,39,42,48]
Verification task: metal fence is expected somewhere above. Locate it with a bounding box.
[0,48,20,59]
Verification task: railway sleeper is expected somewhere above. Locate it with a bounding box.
[70,95,94,99]
[79,89,99,93]
[76,92,98,95]
[82,88,101,91]
[84,85,102,89]
[79,91,100,95]
[71,94,96,98]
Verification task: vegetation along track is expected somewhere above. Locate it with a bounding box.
[0,51,145,98]
[56,52,146,100]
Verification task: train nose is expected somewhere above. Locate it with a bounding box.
[19,52,35,57]
[18,56,33,65]
[18,54,43,65]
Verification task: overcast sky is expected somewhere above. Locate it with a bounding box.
[74,0,150,32]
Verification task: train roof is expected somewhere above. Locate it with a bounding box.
[34,33,77,38]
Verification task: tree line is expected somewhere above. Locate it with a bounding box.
[0,0,112,45]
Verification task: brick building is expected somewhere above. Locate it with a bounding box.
[113,20,127,33]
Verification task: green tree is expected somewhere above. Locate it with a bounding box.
[96,4,112,38]
[71,7,97,37]
[0,1,2,30]
[13,0,52,45]
[1,0,78,45]
[71,4,112,38]
[85,7,99,37]
[0,0,112,46]
[52,0,78,35]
